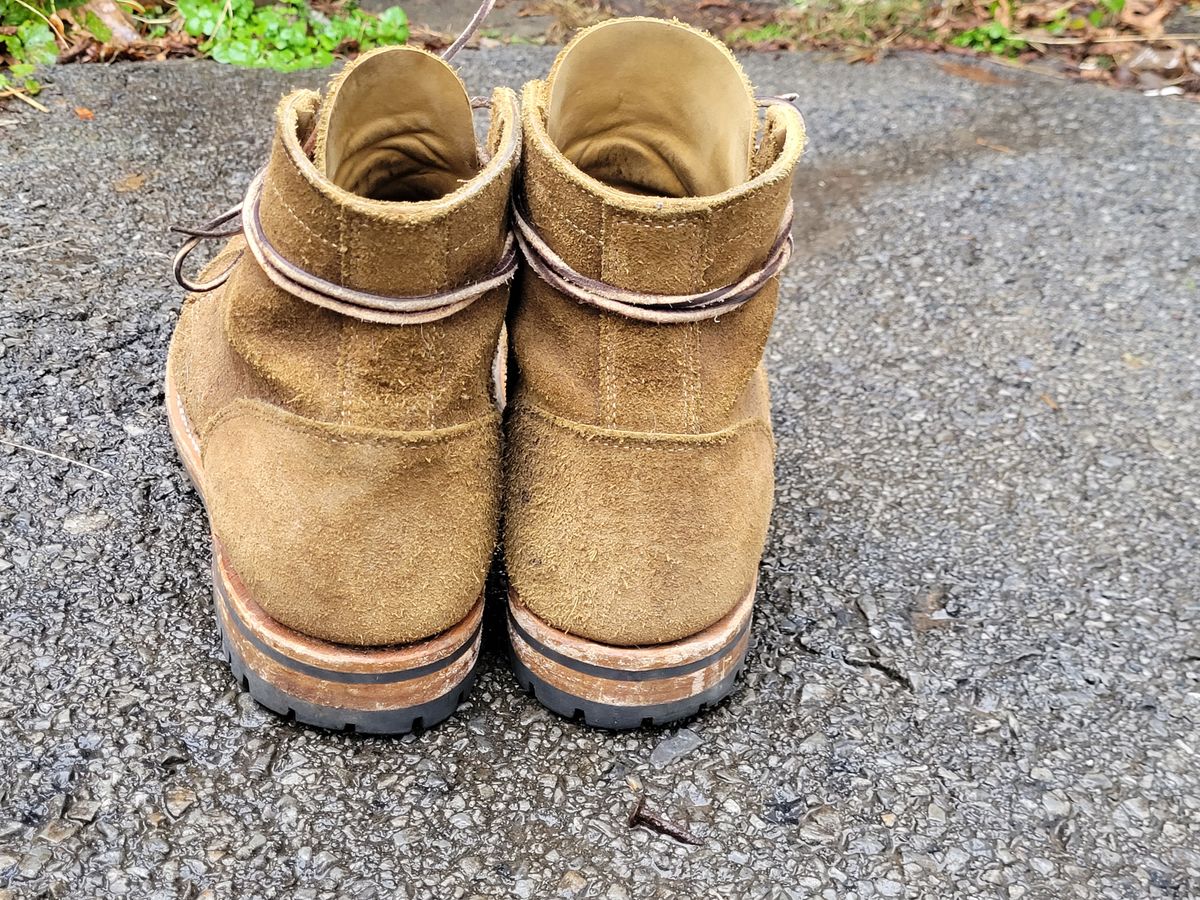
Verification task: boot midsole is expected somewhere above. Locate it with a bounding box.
[215,547,483,714]
[506,581,754,711]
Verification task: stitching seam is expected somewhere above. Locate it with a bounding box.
[337,208,348,425]
[516,403,773,451]
[267,179,341,252]
[204,402,500,451]
[599,314,615,428]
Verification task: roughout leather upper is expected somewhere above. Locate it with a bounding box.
[503,19,807,646]
[168,47,520,646]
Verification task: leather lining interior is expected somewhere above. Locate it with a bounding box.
[320,49,479,201]
[545,20,757,198]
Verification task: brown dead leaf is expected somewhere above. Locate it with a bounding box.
[74,107,94,120]
[844,46,883,64]
[1129,45,1186,76]
[1120,0,1173,35]
[938,61,1020,86]
[993,0,1014,29]
[45,10,68,44]
[114,173,147,193]
[1040,393,1060,411]
[912,585,956,632]
[976,136,1016,153]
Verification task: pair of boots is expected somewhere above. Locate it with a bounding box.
[166,14,806,733]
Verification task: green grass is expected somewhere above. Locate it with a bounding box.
[0,0,1168,103]
[0,0,62,94]
[731,0,1132,57]
[951,20,1028,55]
[176,0,409,71]
[1,0,410,98]
[730,0,937,48]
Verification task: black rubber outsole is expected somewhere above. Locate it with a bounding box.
[215,604,479,735]
[506,640,748,730]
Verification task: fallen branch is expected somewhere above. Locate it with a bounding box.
[83,0,142,46]
[0,90,49,112]
[1018,31,1200,45]
[8,237,72,255]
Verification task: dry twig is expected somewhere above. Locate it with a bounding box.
[0,435,113,478]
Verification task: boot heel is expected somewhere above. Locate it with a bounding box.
[505,583,754,730]
[170,376,482,734]
[213,548,482,734]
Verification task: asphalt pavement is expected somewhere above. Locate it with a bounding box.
[1,47,1198,899]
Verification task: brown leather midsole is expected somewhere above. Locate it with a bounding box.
[506,582,754,708]
[216,551,482,711]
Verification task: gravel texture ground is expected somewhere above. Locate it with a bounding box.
[1,47,1198,899]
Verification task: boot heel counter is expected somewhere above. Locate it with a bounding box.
[203,401,501,646]
[503,402,772,647]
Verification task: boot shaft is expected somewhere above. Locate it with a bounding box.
[510,19,806,434]
[211,47,519,434]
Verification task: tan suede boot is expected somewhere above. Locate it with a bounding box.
[165,42,520,733]
[503,18,806,728]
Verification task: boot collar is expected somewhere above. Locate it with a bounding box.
[518,76,805,309]
[245,86,520,322]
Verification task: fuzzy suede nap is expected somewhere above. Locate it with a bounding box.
[167,47,520,646]
[504,20,807,647]
[205,401,499,646]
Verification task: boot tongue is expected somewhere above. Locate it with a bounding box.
[313,47,478,202]
[545,19,757,198]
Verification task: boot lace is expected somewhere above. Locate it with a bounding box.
[170,0,508,325]
[510,94,801,324]
[173,15,800,327]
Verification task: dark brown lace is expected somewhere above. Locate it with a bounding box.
[170,0,505,324]
[239,170,517,325]
[174,16,798,327]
